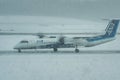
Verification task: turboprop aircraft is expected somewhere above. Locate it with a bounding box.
[14,19,120,53]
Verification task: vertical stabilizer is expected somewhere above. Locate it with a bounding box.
[104,19,119,38]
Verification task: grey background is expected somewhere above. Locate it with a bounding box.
[0,0,120,20]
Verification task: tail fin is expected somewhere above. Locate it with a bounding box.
[87,19,119,42]
[104,19,119,38]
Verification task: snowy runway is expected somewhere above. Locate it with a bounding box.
[0,18,120,80]
[0,51,120,80]
[0,50,120,55]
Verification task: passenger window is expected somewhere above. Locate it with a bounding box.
[20,40,29,43]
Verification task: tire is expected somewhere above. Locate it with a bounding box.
[75,49,79,53]
[18,49,21,53]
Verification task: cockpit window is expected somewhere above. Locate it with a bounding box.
[20,40,29,43]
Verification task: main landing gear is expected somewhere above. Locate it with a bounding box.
[75,45,79,53]
[53,46,80,53]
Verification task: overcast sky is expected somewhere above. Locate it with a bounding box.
[0,0,120,20]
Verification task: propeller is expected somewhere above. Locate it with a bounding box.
[58,36,65,44]
[36,33,45,38]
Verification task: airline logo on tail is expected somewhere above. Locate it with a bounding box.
[106,22,115,35]
[87,19,119,42]
[104,19,120,38]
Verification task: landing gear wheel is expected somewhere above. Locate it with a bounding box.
[53,48,58,52]
[75,45,79,53]
[18,49,21,53]
[75,49,79,53]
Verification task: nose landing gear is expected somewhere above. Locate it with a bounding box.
[18,49,21,53]
[75,49,79,53]
[53,48,58,52]
[75,45,79,53]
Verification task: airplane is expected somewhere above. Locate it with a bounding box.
[14,19,120,53]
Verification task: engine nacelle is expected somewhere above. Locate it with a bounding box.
[58,36,65,44]
[58,36,74,44]
[64,37,74,44]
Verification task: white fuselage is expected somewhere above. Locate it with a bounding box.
[13,19,120,52]
[14,37,115,50]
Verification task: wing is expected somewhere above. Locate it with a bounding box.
[0,32,102,35]
[0,32,120,38]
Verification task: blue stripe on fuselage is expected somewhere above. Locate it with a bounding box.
[86,35,110,42]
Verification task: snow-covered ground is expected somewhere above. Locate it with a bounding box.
[0,17,120,80]
[0,16,106,33]
[0,51,120,80]
[0,32,120,80]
